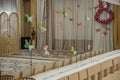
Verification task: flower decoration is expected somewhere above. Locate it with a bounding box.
[94,0,113,24]
[71,46,77,55]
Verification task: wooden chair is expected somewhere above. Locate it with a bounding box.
[112,56,120,80]
[0,75,14,80]
[96,50,100,55]
[19,77,35,80]
[91,51,96,57]
[101,59,114,80]
[58,76,68,80]
[76,54,81,62]
[53,60,64,69]
[99,49,104,54]
[87,64,102,80]
[70,56,77,64]
[44,63,54,71]
[21,68,31,78]
[33,64,45,75]
[63,58,70,66]
[80,53,87,60]
[79,69,88,80]
[68,72,79,80]
[85,52,91,58]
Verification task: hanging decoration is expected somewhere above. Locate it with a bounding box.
[77,22,82,27]
[94,0,113,24]
[24,14,33,23]
[24,39,31,49]
[38,21,47,32]
[68,7,72,12]
[62,9,67,17]
[43,45,49,56]
[69,17,73,21]
[85,16,90,21]
[71,46,77,55]
[57,21,63,26]
[102,31,107,36]
[96,28,101,32]
[56,10,61,14]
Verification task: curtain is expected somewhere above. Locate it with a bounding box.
[93,0,113,52]
[0,0,19,13]
[37,0,47,49]
[37,0,113,52]
[113,5,120,49]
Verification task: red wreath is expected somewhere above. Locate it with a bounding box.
[94,0,113,24]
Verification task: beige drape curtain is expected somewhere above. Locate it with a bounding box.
[113,5,120,49]
[0,0,19,13]
[37,0,113,52]
[37,0,47,49]
[93,0,113,52]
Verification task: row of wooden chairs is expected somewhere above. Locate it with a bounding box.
[0,75,35,80]
[32,49,104,74]
[0,49,104,80]
[59,56,120,80]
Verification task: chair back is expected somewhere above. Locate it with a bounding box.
[99,49,104,54]
[54,60,64,69]
[79,69,88,80]
[91,51,96,57]
[101,59,114,77]
[76,54,81,62]
[70,56,77,64]
[63,58,70,66]
[113,56,120,71]
[44,63,54,71]
[80,53,87,60]
[86,52,91,58]
[68,72,79,80]
[33,64,45,74]
[87,64,102,80]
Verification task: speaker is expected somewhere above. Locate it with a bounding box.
[21,37,31,49]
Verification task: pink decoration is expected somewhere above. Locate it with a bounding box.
[68,7,72,12]
[69,17,73,21]
[96,28,100,32]
[43,45,49,56]
[77,22,82,27]
[102,31,107,36]
[88,44,91,50]
[56,10,61,14]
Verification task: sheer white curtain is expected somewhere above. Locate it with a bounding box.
[0,0,20,13]
[37,0,47,49]
[37,0,113,52]
[93,0,113,52]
